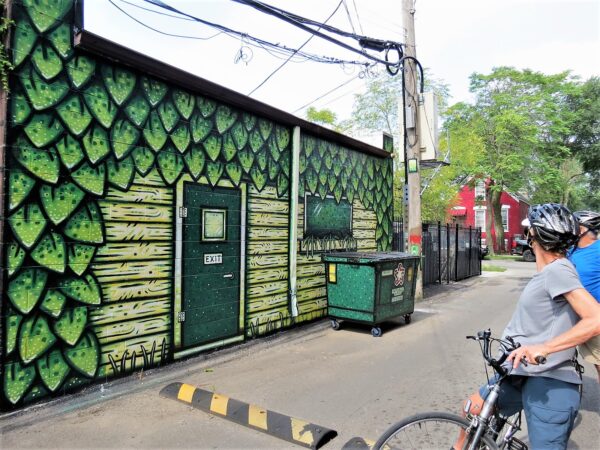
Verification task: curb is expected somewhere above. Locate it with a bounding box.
[160,382,337,449]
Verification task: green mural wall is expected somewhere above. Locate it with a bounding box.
[1,0,392,410]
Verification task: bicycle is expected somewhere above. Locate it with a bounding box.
[373,330,547,450]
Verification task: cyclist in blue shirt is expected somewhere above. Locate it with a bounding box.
[569,210,600,382]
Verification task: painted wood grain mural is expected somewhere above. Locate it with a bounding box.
[1,0,393,410]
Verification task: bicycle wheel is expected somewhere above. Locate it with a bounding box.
[374,411,498,450]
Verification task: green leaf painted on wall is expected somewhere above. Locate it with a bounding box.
[305,169,318,194]
[276,126,290,150]
[53,306,87,346]
[6,312,23,356]
[327,174,337,193]
[110,119,140,160]
[276,173,289,198]
[64,332,100,378]
[63,202,104,244]
[107,156,135,191]
[190,112,212,143]
[19,314,57,364]
[12,12,37,68]
[37,348,70,392]
[216,105,237,134]
[222,132,237,162]
[55,133,85,170]
[231,121,248,150]
[100,65,136,106]
[203,135,221,162]
[82,124,111,164]
[59,273,102,306]
[4,361,36,405]
[303,135,315,156]
[7,241,26,278]
[24,113,64,147]
[333,159,342,177]
[225,162,242,187]
[21,65,69,110]
[10,88,32,125]
[256,150,267,171]
[31,42,63,80]
[31,231,67,273]
[56,94,92,137]
[83,82,117,129]
[258,119,273,141]
[334,183,343,203]
[317,182,327,200]
[40,290,67,319]
[158,99,179,132]
[280,152,290,178]
[143,111,168,152]
[268,137,280,163]
[242,113,256,131]
[310,153,321,173]
[124,94,150,127]
[9,170,36,212]
[170,123,191,153]
[197,96,217,118]
[324,152,333,171]
[23,0,72,33]
[249,129,264,153]
[7,268,48,314]
[40,181,85,225]
[206,161,224,187]
[268,157,280,181]
[183,145,205,180]
[346,183,355,203]
[141,76,168,106]
[132,147,155,176]
[47,22,72,59]
[68,244,96,276]
[173,89,195,119]
[66,55,96,89]
[250,166,267,192]
[8,202,47,249]
[157,150,184,185]
[237,149,254,174]
[71,161,106,196]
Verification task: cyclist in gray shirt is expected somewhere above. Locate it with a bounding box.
[461,204,600,450]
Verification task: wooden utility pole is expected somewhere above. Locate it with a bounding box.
[401,0,423,299]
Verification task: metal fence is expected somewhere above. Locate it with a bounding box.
[393,222,482,286]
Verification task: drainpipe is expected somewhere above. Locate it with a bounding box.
[288,126,301,317]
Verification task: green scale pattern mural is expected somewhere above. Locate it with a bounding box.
[1,0,393,409]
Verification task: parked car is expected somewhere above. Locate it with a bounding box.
[511,238,535,262]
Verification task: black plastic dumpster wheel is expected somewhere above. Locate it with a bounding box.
[404,314,412,324]
[330,319,340,330]
[371,327,382,337]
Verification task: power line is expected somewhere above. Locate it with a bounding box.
[248,0,345,96]
[351,0,364,34]
[342,0,357,35]
[293,74,361,113]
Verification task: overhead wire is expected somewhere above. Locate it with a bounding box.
[350,0,364,34]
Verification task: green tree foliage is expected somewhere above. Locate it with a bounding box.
[305,107,338,128]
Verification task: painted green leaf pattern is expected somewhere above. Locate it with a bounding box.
[157,149,184,185]
[53,306,88,346]
[7,241,27,278]
[40,290,67,319]
[206,161,224,187]
[59,273,102,306]
[63,332,100,378]
[101,65,136,106]
[63,202,104,244]
[30,231,67,273]
[197,96,216,117]
[66,55,96,89]
[216,106,237,134]
[190,113,212,143]
[31,43,63,80]
[56,94,93,137]
[8,202,47,249]
[9,170,36,212]
[231,121,248,150]
[23,0,72,33]
[183,145,205,180]
[203,135,221,162]
[21,65,69,110]
[67,244,96,276]
[71,161,106,196]
[158,99,179,132]
[19,315,57,364]
[24,113,64,148]
[47,22,72,59]
[7,268,48,314]
[40,181,85,225]
[54,133,85,169]
[12,11,37,67]
[110,119,140,160]
[83,82,117,128]
[170,123,191,153]
[4,361,36,405]
[226,162,242,187]
[10,88,32,125]
[132,147,156,176]
[6,313,23,356]
[124,94,151,127]
[143,110,168,152]
[37,348,70,392]
[173,89,195,119]
[237,149,254,174]
[82,124,111,164]
[107,156,135,191]
[141,76,168,106]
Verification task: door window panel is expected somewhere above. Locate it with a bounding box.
[202,209,226,241]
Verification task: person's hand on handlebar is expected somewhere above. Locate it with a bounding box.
[507,343,549,368]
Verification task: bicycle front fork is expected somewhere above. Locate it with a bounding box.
[465,384,500,450]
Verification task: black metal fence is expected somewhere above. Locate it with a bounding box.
[393,222,482,286]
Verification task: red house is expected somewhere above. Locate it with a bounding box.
[448,181,530,252]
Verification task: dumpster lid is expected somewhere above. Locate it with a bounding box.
[321,251,419,264]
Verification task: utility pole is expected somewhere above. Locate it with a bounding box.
[401,0,423,299]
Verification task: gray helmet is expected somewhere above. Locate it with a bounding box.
[573,210,600,232]
[527,203,578,252]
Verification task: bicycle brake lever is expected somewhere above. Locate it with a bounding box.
[466,335,477,340]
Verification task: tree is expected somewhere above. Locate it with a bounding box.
[305,107,339,129]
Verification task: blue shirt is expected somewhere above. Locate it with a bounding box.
[568,239,600,302]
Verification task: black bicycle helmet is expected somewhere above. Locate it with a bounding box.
[527,203,579,252]
[573,210,600,232]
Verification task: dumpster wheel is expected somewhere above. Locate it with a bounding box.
[371,327,382,337]
[404,314,412,324]
[330,319,340,330]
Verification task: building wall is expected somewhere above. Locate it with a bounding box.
[1,0,392,409]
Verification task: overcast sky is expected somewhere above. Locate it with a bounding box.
[85,0,600,121]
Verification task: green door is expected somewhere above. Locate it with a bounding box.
[182,183,241,347]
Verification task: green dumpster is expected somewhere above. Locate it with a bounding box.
[321,252,420,337]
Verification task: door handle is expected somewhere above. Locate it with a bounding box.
[223,273,234,279]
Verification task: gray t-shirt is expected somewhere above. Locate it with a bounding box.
[502,258,583,384]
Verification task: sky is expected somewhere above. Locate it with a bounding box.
[85,0,600,122]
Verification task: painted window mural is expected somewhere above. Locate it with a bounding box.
[1,0,393,410]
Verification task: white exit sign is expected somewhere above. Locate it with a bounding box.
[204,253,223,265]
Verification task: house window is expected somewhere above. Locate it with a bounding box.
[474,208,486,230]
[474,181,485,199]
[501,206,509,232]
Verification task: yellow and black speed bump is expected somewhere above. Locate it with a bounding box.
[160,382,338,449]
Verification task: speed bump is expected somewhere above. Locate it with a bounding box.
[160,382,338,449]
